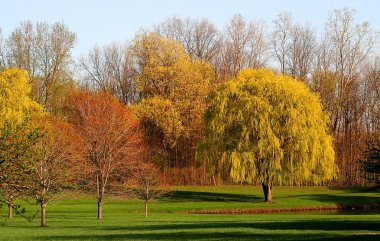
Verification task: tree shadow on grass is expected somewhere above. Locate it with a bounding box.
[97,219,380,232]
[163,191,262,203]
[305,193,380,208]
[34,220,380,240]
[326,186,380,194]
[32,233,378,241]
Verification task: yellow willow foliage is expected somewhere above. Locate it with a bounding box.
[0,68,43,127]
[200,68,336,185]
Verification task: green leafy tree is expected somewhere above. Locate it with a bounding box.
[0,122,41,220]
[198,68,336,201]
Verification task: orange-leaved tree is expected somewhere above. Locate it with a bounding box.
[27,114,83,227]
[65,90,144,220]
[29,114,82,227]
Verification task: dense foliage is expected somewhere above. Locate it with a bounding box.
[0,68,42,126]
[65,91,145,220]
[198,69,336,200]
[133,32,214,170]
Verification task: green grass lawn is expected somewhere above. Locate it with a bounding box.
[0,186,379,240]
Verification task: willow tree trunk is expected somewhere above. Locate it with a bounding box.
[98,200,102,220]
[8,203,12,219]
[145,201,148,218]
[41,203,47,227]
[262,182,272,202]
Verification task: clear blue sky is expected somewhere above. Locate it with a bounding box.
[1,0,379,57]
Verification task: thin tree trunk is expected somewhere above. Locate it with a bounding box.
[212,174,216,186]
[96,173,103,220]
[144,201,148,218]
[41,203,47,227]
[98,199,102,220]
[8,195,13,219]
[8,203,12,219]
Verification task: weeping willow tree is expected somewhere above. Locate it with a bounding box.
[198,68,336,202]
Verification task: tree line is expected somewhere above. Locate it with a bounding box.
[0,8,379,187]
[0,66,337,226]
[0,69,166,225]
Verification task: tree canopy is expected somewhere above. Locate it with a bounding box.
[0,68,42,127]
[65,90,144,220]
[198,68,336,199]
[29,114,82,226]
[133,32,214,168]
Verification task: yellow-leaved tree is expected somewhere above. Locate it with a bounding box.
[0,68,43,219]
[0,68,42,126]
[132,32,214,176]
[198,68,336,201]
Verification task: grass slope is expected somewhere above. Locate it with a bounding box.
[0,186,379,241]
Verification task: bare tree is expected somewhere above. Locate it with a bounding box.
[216,14,269,81]
[286,23,317,81]
[246,21,268,69]
[156,15,270,83]
[80,43,138,104]
[155,17,220,62]
[0,28,5,69]
[5,21,76,111]
[272,11,293,74]
[362,58,380,134]
[127,162,169,218]
[186,18,221,62]
[314,8,379,185]
[154,16,185,43]
[326,8,377,133]
[80,46,107,91]
[226,14,249,75]
[314,35,335,74]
